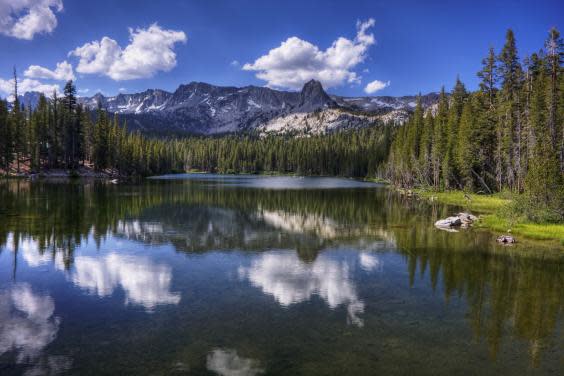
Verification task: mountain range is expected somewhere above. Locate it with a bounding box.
[18,80,440,136]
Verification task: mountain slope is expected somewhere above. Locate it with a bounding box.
[17,81,439,136]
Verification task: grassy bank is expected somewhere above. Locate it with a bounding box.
[416,189,564,244]
[417,190,511,212]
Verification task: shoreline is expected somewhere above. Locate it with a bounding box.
[3,169,562,245]
[0,166,124,180]
[413,189,564,245]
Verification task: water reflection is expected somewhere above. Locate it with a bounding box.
[71,253,180,311]
[396,227,564,367]
[239,250,365,327]
[0,284,58,361]
[152,174,377,190]
[0,284,71,375]
[7,234,66,270]
[258,209,339,238]
[206,348,264,376]
[8,229,182,312]
[0,178,563,371]
[358,252,381,272]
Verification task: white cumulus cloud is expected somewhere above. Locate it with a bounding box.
[0,0,63,40]
[24,60,75,81]
[243,19,375,90]
[0,77,60,98]
[70,23,187,81]
[364,79,390,94]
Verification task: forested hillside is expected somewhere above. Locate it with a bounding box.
[387,28,563,221]
[0,78,182,177]
[0,77,392,177]
[0,28,561,220]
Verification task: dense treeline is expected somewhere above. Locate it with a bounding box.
[0,76,182,176]
[0,74,392,177]
[177,127,391,176]
[387,28,563,221]
[1,28,561,220]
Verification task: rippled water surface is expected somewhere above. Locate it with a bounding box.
[0,175,562,375]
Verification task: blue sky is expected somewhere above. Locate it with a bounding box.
[0,0,562,97]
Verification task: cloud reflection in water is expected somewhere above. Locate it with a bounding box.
[71,253,180,311]
[0,284,72,376]
[239,251,365,326]
[207,348,264,376]
[11,234,181,312]
[359,252,381,272]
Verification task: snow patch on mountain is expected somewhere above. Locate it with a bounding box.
[50,80,440,135]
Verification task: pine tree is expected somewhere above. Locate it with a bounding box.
[524,56,564,221]
[418,104,434,186]
[63,80,79,169]
[497,29,524,191]
[0,99,11,172]
[28,104,39,171]
[456,95,475,189]
[11,68,25,173]
[477,47,498,108]
[443,78,467,189]
[49,90,59,167]
[93,105,109,170]
[35,94,49,168]
[473,92,496,193]
[543,27,563,171]
[407,95,424,162]
[431,87,448,189]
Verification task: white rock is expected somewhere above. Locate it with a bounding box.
[434,216,462,228]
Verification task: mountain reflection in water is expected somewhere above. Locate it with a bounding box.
[0,177,562,374]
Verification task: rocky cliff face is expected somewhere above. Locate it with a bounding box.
[18,80,438,136]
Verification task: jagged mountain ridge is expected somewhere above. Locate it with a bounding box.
[18,80,439,135]
[78,80,342,135]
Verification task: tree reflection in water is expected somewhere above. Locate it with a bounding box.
[0,178,562,367]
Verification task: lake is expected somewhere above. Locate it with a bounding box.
[0,175,562,375]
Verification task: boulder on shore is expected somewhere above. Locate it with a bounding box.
[497,235,516,244]
[457,212,478,223]
[435,216,462,228]
[435,212,478,229]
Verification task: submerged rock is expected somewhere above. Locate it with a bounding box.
[497,235,516,244]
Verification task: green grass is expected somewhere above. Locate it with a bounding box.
[416,189,511,212]
[415,189,564,244]
[480,214,564,242]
